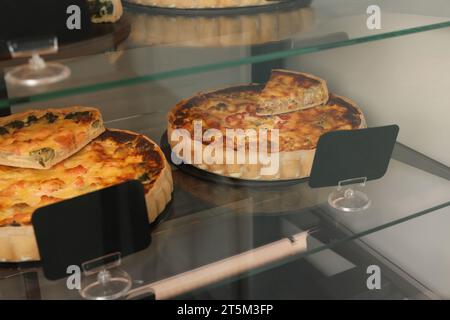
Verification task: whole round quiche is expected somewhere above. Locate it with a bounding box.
[0,128,173,262]
[168,71,366,181]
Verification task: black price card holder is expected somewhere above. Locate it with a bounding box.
[309,125,399,212]
[32,180,152,300]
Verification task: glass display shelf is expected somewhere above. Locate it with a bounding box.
[175,231,436,300]
[1,0,449,300]
[0,0,449,108]
[1,112,448,300]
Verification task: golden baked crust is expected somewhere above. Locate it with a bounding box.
[0,129,173,262]
[128,0,278,9]
[167,83,366,181]
[128,6,314,47]
[0,107,105,169]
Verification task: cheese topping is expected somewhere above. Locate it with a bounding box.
[169,85,362,152]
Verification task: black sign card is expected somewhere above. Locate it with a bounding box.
[309,125,399,188]
[32,180,151,280]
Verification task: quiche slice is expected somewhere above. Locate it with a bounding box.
[0,129,173,262]
[0,107,105,169]
[87,0,123,23]
[256,70,329,115]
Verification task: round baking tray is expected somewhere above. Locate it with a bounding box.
[149,198,173,231]
[160,131,308,188]
[0,260,40,273]
[124,0,312,16]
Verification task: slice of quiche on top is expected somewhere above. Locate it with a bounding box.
[87,0,123,23]
[0,107,105,169]
[257,69,329,116]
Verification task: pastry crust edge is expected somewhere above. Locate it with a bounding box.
[127,0,276,9]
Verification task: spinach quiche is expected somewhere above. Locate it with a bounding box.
[87,0,123,23]
[0,107,105,169]
[0,129,173,262]
[168,75,366,181]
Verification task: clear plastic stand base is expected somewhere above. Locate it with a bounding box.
[5,37,70,87]
[79,252,132,300]
[5,54,70,87]
[328,177,371,212]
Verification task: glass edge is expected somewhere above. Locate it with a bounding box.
[173,199,450,298]
[1,20,449,109]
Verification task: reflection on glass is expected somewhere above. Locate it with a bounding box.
[127,5,315,47]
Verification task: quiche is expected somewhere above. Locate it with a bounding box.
[128,6,314,47]
[127,0,283,9]
[257,70,329,115]
[0,129,173,262]
[87,0,123,23]
[0,107,105,169]
[168,82,366,181]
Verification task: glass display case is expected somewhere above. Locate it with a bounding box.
[0,0,449,300]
